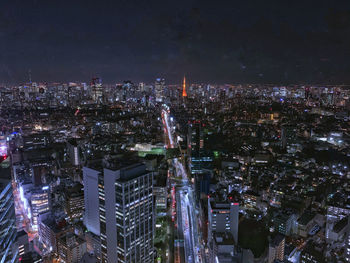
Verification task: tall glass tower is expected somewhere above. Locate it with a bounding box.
[0,170,17,262]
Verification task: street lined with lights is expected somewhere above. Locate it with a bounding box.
[162,106,203,263]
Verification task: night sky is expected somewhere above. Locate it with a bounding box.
[1,0,350,84]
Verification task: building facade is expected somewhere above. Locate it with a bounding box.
[83,167,100,236]
[208,199,239,245]
[99,163,154,263]
[0,174,17,262]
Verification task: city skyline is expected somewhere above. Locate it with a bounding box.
[1,1,350,263]
[1,81,350,262]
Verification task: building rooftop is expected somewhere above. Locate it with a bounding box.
[86,153,140,172]
[214,232,235,245]
[333,217,347,233]
[270,234,285,247]
[0,167,11,193]
[116,163,148,182]
[41,216,68,234]
[298,210,316,226]
[60,232,86,248]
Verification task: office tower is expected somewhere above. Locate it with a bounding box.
[272,210,297,236]
[91,77,103,104]
[99,163,154,263]
[58,233,87,263]
[122,80,134,101]
[30,186,50,231]
[194,172,210,202]
[65,183,84,222]
[208,198,239,263]
[188,120,203,174]
[208,198,239,244]
[268,234,285,263]
[67,139,80,166]
[0,170,17,262]
[208,198,239,245]
[155,78,165,102]
[188,120,212,175]
[38,213,73,254]
[83,167,100,236]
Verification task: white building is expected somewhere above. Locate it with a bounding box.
[99,163,154,263]
[83,167,100,236]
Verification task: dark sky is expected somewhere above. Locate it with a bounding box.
[1,0,350,84]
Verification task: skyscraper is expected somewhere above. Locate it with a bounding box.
[91,77,103,104]
[98,163,154,263]
[67,139,80,166]
[65,183,84,222]
[30,186,50,231]
[187,120,212,175]
[0,170,17,262]
[83,167,100,236]
[155,78,165,102]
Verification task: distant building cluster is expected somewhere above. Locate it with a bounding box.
[0,79,350,262]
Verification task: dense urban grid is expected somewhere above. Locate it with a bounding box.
[1,79,350,263]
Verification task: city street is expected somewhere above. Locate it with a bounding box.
[162,107,203,263]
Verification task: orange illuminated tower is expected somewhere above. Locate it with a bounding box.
[182,76,187,97]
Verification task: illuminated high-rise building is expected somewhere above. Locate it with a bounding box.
[83,167,100,236]
[91,77,103,104]
[99,163,154,263]
[155,78,165,102]
[30,186,50,231]
[208,198,239,245]
[67,139,80,166]
[65,184,84,222]
[187,120,212,175]
[0,171,17,262]
[208,198,239,263]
